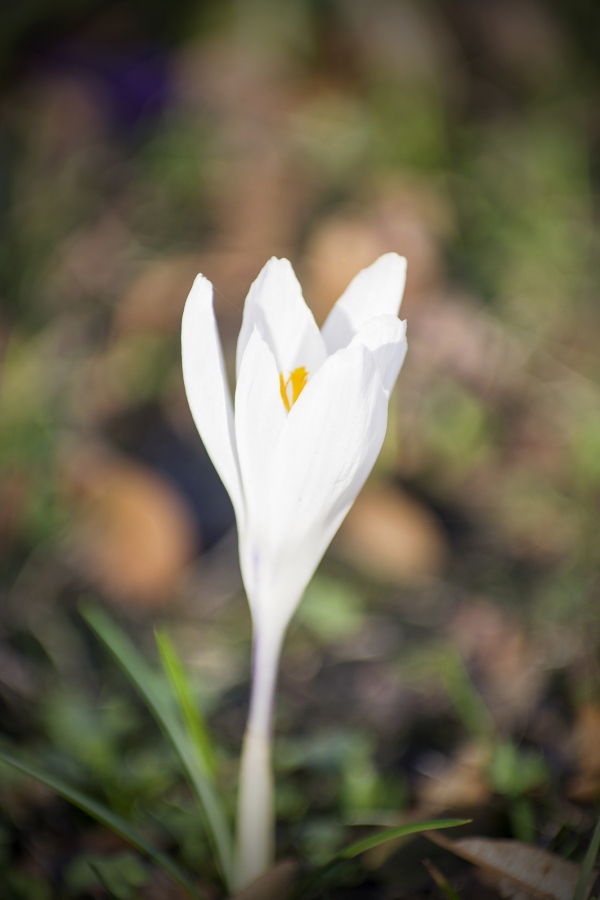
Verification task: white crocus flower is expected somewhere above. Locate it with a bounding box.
[181,253,407,889]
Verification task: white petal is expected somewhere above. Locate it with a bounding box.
[259,343,388,638]
[321,253,407,354]
[350,315,408,395]
[234,328,286,610]
[181,275,244,527]
[236,257,327,380]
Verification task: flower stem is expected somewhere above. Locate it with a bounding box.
[234,629,282,891]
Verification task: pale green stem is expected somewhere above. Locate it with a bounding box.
[234,627,283,891]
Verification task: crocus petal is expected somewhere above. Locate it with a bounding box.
[321,253,407,354]
[234,327,287,611]
[236,257,327,379]
[182,275,244,527]
[259,344,388,638]
[350,315,408,395]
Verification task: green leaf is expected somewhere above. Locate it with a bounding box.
[80,604,234,891]
[573,810,600,900]
[340,818,471,858]
[155,630,217,779]
[295,818,470,898]
[0,750,202,900]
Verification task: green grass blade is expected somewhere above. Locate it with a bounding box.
[295,818,470,898]
[439,651,497,739]
[573,811,600,900]
[340,818,471,858]
[80,604,233,890]
[155,630,217,779]
[0,750,202,899]
[423,858,465,900]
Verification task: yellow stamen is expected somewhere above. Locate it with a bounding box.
[279,372,290,412]
[279,366,308,412]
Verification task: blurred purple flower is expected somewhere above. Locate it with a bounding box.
[30,38,173,131]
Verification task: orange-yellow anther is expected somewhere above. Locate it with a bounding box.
[279,366,308,412]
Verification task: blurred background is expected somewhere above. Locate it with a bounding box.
[1,0,600,896]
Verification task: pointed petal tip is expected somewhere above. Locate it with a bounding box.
[374,252,407,278]
[190,271,212,291]
[321,254,408,354]
[379,251,407,266]
[237,254,325,379]
[250,256,300,298]
[263,255,294,272]
[182,273,213,319]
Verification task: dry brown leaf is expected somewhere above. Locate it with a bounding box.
[427,832,595,900]
[334,482,448,584]
[64,444,196,606]
[230,859,297,900]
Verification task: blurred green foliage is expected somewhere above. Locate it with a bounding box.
[64,852,147,899]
